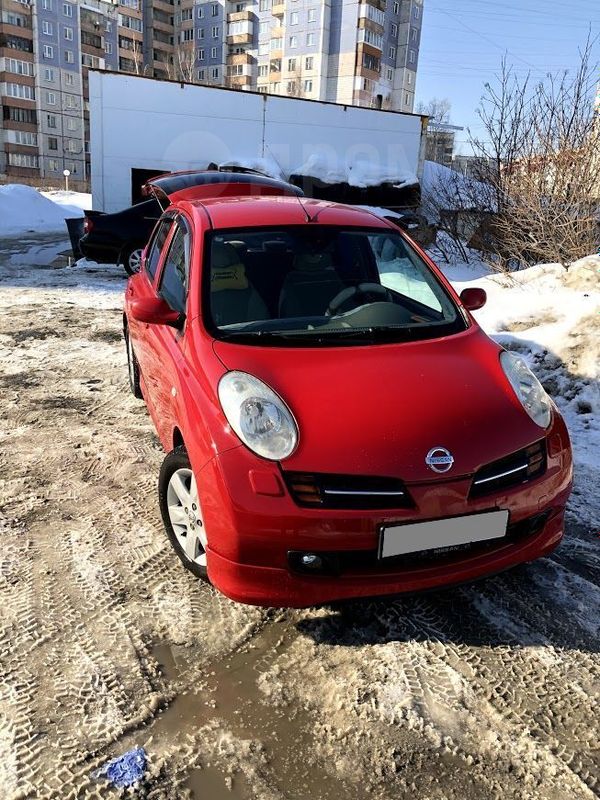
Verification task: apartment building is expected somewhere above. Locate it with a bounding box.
[0,0,422,186]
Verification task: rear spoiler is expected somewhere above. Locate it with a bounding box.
[141,170,304,205]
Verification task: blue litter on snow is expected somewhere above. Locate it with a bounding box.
[95,746,147,788]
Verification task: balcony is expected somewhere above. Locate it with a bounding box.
[226,74,252,88]
[226,51,254,65]
[271,2,285,16]
[227,10,254,22]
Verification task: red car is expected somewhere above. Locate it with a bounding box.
[123,171,573,607]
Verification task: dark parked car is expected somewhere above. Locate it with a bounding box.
[78,198,161,275]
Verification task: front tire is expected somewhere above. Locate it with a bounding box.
[124,328,143,399]
[159,447,209,580]
[121,244,144,276]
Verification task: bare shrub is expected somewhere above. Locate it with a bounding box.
[470,40,600,269]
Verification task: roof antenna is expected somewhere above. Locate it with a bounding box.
[297,196,312,222]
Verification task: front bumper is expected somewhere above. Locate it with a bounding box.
[193,422,572,608]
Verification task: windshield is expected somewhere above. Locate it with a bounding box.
[205,227,465,345]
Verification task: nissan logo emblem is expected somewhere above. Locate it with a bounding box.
[425,447,454,474]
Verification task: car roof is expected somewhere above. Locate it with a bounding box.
[175,195,393,231]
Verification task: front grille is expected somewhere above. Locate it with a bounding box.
[469,440,547,499]
[284,472,413,510]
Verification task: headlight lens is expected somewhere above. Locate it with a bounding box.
[500,351,551,428]
[218,371,298,460]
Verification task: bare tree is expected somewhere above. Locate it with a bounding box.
[470,40,600,268]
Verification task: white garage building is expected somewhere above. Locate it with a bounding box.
[89,71,426,213]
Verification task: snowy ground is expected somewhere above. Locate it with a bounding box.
[0,233,598,799]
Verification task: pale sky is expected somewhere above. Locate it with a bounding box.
[416,0,600,154]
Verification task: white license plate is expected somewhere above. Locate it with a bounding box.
[379,510,509,559]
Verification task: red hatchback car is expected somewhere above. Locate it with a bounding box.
[123,172,573,607]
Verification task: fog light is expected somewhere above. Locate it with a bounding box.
[300,553,321,569]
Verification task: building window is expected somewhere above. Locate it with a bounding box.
[105,42,113,54]
[197,68,205,79]
[211,66,219,78]
[44,67,55,81]
[197,47,205,59]
[257,85,267,93]
[257,64,268,77]
[409,50,416,63]
[63,2,73,16]
[391,23,397,37]
[8,153,39,168]
[286,80,296,93]
[197,6,204,18]
[389,45,396,59]
[287,57,295,71]
[197,27,204,39]
[67,117,78,130]
[305,55,313,70]
[303,79,312,92]
[393,1,399,12]
[259,20,269,35]
[405,91,410,105]
[118,14,143,31]
[289,11,298,24]
[43,44,54,58]
[211,2,218,15]
[289,35,297,48]
[64,26,74,40]
[270,37,282,50]
[48,136,58,150]
[48,159,59,171]
[42,0,53,8]
[407,71,412,85]
[411,27,418,42]
[47,113,56,127]
[211,45,217,57]
[42,21,53,35]
[363,53,380,72]
[212,25,219,37]
[414,5,420,19]
[259,0,269,10]
[258,42,268,55]
[9,130,38,146]
[5,59,33,76]
[7,82,34,99]
[106,20,112,32]
[386,67,393,80]
[307,8,316,22]
[182,29,194,41]
[64,49,74,63]
[306,32,314,46]
[181,7,192,20]
[65,72,74,85]
[65,94,77,107]
[46,90,56,104]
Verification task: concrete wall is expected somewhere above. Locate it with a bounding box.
[90,70,423,211]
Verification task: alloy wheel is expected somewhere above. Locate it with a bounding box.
[166,468,207,567]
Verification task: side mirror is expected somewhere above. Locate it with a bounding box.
[130,295,183,328]
[459,287,487,311]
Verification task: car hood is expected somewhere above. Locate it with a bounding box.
[212,328,545,482]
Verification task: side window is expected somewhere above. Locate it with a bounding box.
[159,222,190,314]
[146,217,173,280]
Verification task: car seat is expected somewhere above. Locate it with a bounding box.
[278,251,345,318]
[210,242,269,327]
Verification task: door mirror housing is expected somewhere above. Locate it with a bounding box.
[459,287,487,311]
[130,295,184,328]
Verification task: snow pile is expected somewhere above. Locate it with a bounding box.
[292,153,418,188]
[41,189,92,214]
[421,160,494,220]
[0,184,86,236]
[438,252,600,524]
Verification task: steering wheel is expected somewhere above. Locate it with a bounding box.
[326,283,394,316]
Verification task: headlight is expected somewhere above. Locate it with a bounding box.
[500,351,551,428]
[218,371,298,460]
